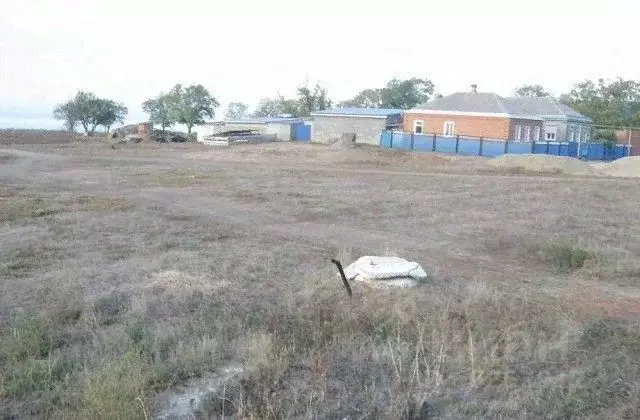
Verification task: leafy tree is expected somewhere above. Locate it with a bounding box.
[53,91,127,136]
[142,94,173,132]
[53,101,79,132]
[252,82,332,118]
[96,100,128,133]
[338,89,382,108]
[252,98,283,117]
[560,78,640,128]
[224,102,249,120]
[379,78,434,109]
[296,82,332,116]
[514,84,551,97]
[340,78,434,109]
[167,84,219,134]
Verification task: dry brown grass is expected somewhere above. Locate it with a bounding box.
[1,134,640,419]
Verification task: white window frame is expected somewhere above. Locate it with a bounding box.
[413,120,424,134]
[443,121,455,136]
[568,128,575,141]
[545,126,557,141]
[524,126,532,142]
[515,125,522,141]
[583,128,590,142]
[534,126,541,141]
[576,126,582,142]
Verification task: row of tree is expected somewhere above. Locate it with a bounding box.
[54,84,218,135]
[54,77,640,136]
[53,92,128,135]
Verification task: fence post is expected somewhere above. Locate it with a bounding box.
[602,144,606,160]
[546,141,550,154]
[389,131,394,149]
[531,140,536,154]
[410,133,415,150]
[455,135,460,154]
[479,137,484,156]
[432,133,437,152]
[504,139,509,154]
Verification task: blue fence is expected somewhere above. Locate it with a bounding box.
[380,131,631,161]
[293,123,311,142]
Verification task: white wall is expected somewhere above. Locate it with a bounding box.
[264,123,292,141]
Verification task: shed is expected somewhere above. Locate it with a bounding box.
[197,117,303,142]
[309,108,403,145]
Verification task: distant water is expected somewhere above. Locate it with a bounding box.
[0,117,64,130]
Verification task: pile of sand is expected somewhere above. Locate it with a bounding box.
[142,270,228,297]
[594,156,640,178]
[487,154,596,176]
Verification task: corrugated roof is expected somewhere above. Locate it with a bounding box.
[224,117,303,124]
[502,97,592,122]
[311,108,403,117]
[415,92,509,113]
[413,92,592,122]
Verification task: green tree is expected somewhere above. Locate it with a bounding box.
[95,100,128,133]
[560,78,640,128]
[252,98,283,117]
[224,102,249,120]
[338,88,382,108]
[514,84,551,97]
[252,82,332,118]
[53,91,127,136]
[142,94,173,132]
[296,82,333,116]
[52,101,79,132]
[167,84,219,134]
[340,78,434,109]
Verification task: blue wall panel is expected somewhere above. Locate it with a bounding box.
[507,143,532,155]
[434,137,457,153]
[378,130,629,161]
[458,139,481,155]
[413,134,433,151]
[481,141,505,157]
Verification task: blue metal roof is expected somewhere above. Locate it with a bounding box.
[225,117,303,124]
[311,108,403,117]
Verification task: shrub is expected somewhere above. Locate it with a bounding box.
[93,292,130,325]
[82,352,148,420]
[543,243,592,272]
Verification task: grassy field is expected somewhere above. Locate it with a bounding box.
[1,132,639,419]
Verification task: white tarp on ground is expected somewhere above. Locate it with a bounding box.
[340,256,428,289]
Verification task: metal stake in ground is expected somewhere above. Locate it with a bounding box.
[331,259,352,298]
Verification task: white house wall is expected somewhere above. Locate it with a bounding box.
[265,123,293,141]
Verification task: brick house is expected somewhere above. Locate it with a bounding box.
[616,128,640,155]
[405,88,592,142]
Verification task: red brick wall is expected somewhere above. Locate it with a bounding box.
[616,129,640,155]
[403,113,543,140]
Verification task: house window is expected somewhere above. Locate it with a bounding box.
[576,126,582,142]
[583,128,590,141]
[413,120,424,134]
[515,125,522,141]
[524,126,532,142]
[443,121,455,136]
[568,128,575,141]
[545,126,557,141]
[534,126,541,141]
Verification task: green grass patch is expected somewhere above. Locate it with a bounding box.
[0,245,61,276]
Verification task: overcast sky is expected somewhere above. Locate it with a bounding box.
[1,0,639,127]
